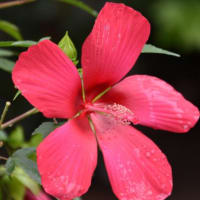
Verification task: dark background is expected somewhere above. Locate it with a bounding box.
[0,0,199,199]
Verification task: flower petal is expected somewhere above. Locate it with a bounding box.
[12,40,82,119]
[100,75,199,133]
[37,117,97,200]
[91,113,172,200]
[82,2,150,97]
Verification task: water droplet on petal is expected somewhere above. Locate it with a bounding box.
[147,190,153,195]
[183,124,188,130]
[176,113,182,118]
[146,152,151,157]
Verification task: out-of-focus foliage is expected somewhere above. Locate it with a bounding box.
[0,20,23,41]
[11,167,40,195]
[151,0,200,51]
[0,169,25,200]
[7,126,24,149]
[7,147,41,184]
[0,49,16,57]
[0,57,15,72]
[0,127,42,200]
[32,121,59,139]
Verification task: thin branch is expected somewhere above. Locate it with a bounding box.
[0,0,35,9]
[0,101,11,126]
[0,156,8,160]
[0,108,39,130]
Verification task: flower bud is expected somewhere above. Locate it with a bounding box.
[58,31,78,65]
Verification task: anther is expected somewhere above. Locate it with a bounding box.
[86,103,138,125]
[104,103,138,125]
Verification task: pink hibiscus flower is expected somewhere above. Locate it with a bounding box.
[12,2,199,200]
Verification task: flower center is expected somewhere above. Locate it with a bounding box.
[84,102,138,125]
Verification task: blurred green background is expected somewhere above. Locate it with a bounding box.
[0,0,199,199]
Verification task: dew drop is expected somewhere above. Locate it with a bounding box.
[147,190,153,195]
[104,23,110,31]
[183,124,188,130]
[176,113,182,118]
[151,149,155,154]
[134,148,140,157]
[153,158,157,162]
[178,120,183,124]
[16,79,21,83]
[146,152,151,157]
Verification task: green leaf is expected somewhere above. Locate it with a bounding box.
[13,167,40,195]
[12,147,41,184]
[0,48,16,57]
[0,41,13,47]
[0,40,37,48]
[39,36,51,42]
[13,90,21,101]
[59,0,98,17]
[0,175,25,200]
[0,166,6,177]
[0,58,15,72]
[13,147,36,157]
[0,20,23,41]
[32,121,58,138]
[27,134,43,147]
[78,68,82,77]
[5,157,15,175]
[12,40,37,47]
[58,31,78,65]
[142,44,180,57]
[7,126,24,149]
[0,37,50,48]
[0,130,7,141]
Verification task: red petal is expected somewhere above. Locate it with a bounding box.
[91,113,172,200]
[101,75,199,133]
[37,117,97,200]
[82,2,150,98]
[12,40,82,119]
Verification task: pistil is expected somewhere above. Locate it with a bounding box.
[85,103,138,125]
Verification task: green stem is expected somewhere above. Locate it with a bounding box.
[81,78,86,103]
[58,0,98,17]
[92,86,111,103]
[87,116,96,134]
[87,116,101,152]
[0,101,11,126]
[0,108,38,130]
[0,0,35,9]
